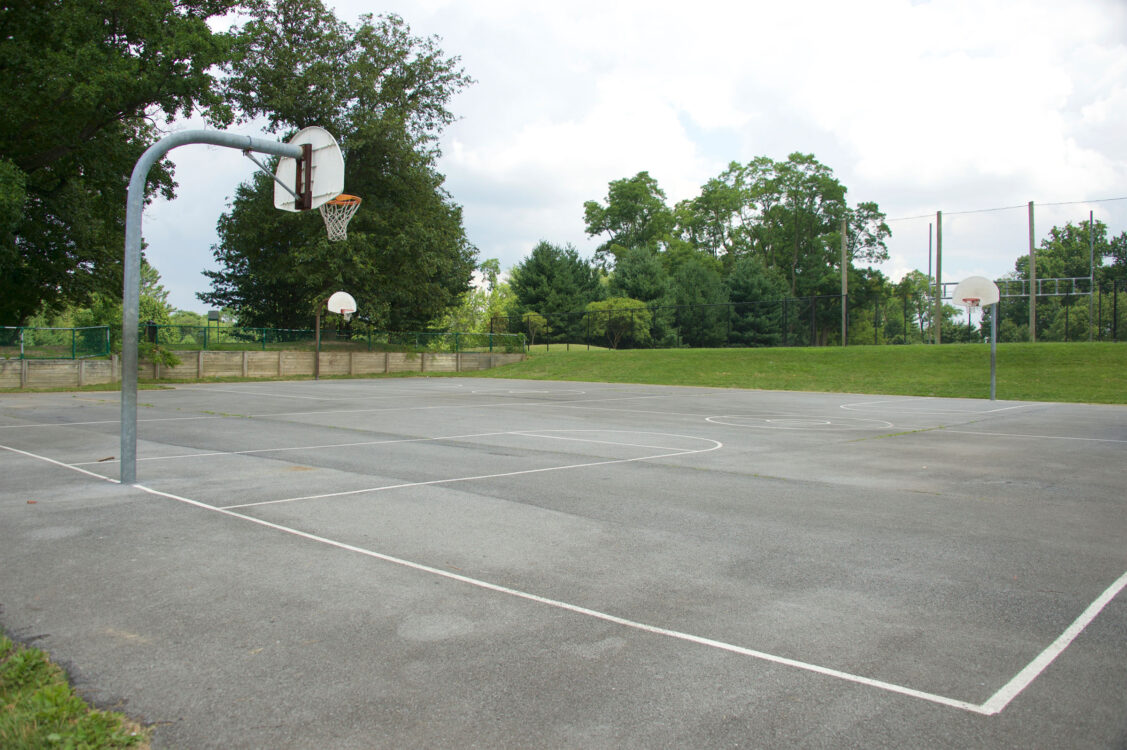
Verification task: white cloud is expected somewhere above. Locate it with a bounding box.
[147,0,1127,309]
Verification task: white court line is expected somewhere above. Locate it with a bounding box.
[188,386,354,401]
[980,568,1127,714]
[840,398,1041,415]
[0,393,671,430]
[943,429,1127,445]
[0,415,225,429]
[512,430,695,452]
[69,430,516,465]
[67,428,702,467]
[0,444,119,483]
[7,442,1126,716]
[139,482,981,714]
[221,434,723,509]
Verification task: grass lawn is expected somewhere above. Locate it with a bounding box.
[465,342,1127,404]
[0,635,149,749]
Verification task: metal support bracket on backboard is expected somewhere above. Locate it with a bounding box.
[244,143,314,209]
[244,150,298,200]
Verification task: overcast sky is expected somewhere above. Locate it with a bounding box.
[144,0,1127,312]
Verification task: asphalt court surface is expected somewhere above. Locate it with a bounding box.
[1,378,1125,748]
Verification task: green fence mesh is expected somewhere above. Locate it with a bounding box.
[139,325,526,353]
[1,324,525,359]
[0,326,111,360]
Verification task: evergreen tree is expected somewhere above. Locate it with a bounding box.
[508,241,603,341]
[726,254,788,346]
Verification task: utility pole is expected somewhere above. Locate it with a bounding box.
[935,211,942,345]
[841,217,848,346]
[1028,201,1036,342]
[1089,210,1095,342]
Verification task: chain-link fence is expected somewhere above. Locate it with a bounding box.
[491,282,1127,350]
[140,324,525,353]
[492,296,848,349]
[0,326,111,359]
[1093,280,1127,342]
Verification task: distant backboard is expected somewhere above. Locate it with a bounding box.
[274,126,345,212]
[326,291,356,315]
[951,276,1000,307]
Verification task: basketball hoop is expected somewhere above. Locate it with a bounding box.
[961,297,981,308]
[319,194,361,241]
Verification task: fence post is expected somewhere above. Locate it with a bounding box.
[810,296,817,345]
[71,328,76,359]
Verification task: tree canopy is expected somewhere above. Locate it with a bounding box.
[199,1,476,330]
[0,0,235,324]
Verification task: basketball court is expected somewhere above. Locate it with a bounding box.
[1,378,1124,747]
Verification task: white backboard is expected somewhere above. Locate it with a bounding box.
[951,276,1000,307]
[326,290,356,314]
[274,126,345,212]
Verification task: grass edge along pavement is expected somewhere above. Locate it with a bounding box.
[0,635,150,750]
[466,342,1127,405]
[1,343,1123,404]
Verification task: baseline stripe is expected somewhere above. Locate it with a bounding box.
[979,568,1127,715]
[137,482,986,714]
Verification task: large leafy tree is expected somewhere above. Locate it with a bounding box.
[676,154,890,299]
[999,219,1127,341]
[583,171,675,270]
[0,0,235,324]
[201,2,476,330]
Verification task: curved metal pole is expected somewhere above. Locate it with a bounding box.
[121,131,304,484]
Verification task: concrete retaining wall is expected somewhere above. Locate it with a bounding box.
[0,350,524,389]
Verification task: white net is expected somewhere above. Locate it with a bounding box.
[319,194,361,241]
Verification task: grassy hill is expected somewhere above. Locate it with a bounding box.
[470,342,1127,404]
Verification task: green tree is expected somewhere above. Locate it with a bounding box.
[608,246,675,345]
[584,172,675,270]
[520,311,547,347]
[670,252,728,347]
[508,241,603,341]
[200,3,476,330]
[726,254,788,346]
[676,154,889,302]
[0,0,235,324]
[435,258,514,333]
[585,298,652,349]
[1000,220,1127,341]
[894,270,934,342]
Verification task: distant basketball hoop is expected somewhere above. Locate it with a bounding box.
[951,276,1001,401]
[319,194,362,241]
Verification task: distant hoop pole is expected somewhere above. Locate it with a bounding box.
[121,131,304,484]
